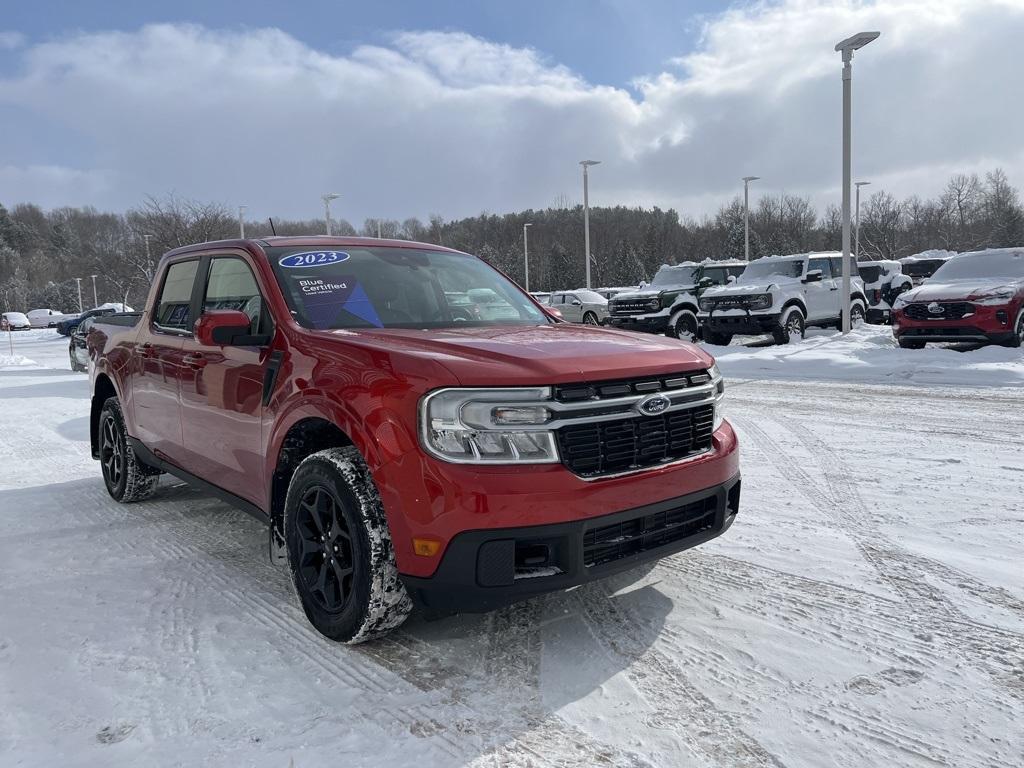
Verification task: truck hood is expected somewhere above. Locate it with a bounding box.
[702,278,799,297]
[318,324,713,385]
[614,285,694,300]
[900,277,1024,303]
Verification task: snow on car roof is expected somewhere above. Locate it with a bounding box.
[752,251,840,262]
[901,249,957,262]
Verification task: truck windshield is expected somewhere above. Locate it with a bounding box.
[901,259,946,278]
[738,259,804,282]
[651,266,697,287]
[267,246,549,330]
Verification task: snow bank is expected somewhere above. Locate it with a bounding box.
[705,324,1024,387]
[0,353,38,369]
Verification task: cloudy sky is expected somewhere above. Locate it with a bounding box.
[1,0,1022,225]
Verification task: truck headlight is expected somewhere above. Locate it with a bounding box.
[420,388,559,464]
[747,294,772,310]
[699,298,715,312]
[647,298,661,311]
[893,293,910,309]
[710,363,726,430]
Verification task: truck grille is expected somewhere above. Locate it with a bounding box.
[556,404,714,478]
[610,299,656,316]
[583,494,717,567]
[904,302,973,320]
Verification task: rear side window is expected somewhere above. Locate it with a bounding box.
[155,260,199,331]
[203,258,268,334]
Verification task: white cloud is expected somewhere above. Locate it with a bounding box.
[0,31,24,51]
[1,1,1023,224]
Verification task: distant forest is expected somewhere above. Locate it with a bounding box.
[2,168,1022,312]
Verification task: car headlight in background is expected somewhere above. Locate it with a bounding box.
[747,294,772,310]
[420,388,559,464]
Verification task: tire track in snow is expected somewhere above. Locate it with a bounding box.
[737,415,1024,704]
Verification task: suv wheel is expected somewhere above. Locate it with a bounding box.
[850,300,866,326]
[667,310,699,341]
[284,446,412,643]
[582,311,600,325]
[1003,309,1024,348]
[98,397,161,502]
[772,306,805,345]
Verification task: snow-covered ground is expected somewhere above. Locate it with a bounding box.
[1,328,1021,767]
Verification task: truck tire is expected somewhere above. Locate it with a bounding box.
[284,446,412,643]
[703,329,733,346]
[851,300,866,325]
[666,309,699,341]
[582,311,600,325]
[98,397,161,503]
[1001,309,1023,348]
[772,306,804,345]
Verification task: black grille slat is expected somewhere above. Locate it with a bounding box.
[557,404,714,478]
[553,370,710,403]
[583,495,717,567]
[904,302,974,321]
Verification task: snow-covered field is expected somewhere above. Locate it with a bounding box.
[1,327,1022,767]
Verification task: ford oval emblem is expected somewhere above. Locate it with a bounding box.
[927,301,944,314]
[638,393,671,416]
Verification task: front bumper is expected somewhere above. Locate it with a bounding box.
[401,473,741,614]
[699,311,781,335]
[604,313,669,333]
[866,307,891,325]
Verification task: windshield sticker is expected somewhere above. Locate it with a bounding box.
[299,277,383,329]
[279,250,350,269]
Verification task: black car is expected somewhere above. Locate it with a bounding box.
[56,306,117,336]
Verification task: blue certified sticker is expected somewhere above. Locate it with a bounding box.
[278,250,350,269]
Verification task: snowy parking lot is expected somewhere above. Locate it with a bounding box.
[1,328,1022,767]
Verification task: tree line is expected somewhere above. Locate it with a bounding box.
[1,168,1021,313]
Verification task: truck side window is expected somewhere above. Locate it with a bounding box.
[808,258,832,279]
[155,260,200,332]
[203,258,267,334]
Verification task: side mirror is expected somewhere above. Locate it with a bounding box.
[571,299,582,306]
[194,310,268,347]
[544,306,563,321]
[699,277,714,288]
[803,269,823,283]
[727,275,738,284]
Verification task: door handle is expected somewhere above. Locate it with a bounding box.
[183,353,207,369]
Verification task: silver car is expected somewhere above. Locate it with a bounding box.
[548,290,609,325]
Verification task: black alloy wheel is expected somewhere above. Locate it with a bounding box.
[99,412,125,492]
[295,485,355,613]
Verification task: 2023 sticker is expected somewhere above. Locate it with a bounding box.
[278,251,351,268]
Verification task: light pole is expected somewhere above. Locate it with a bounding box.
[143,234,153,265]
[836,31,880,333]
[90,274,98,307]
[580,160,600,289]
[238,205,247,238]
[322,193,340,236]
[742,176,760,261]
[523,223,533,292]
[854,181,870,261]
[74,277,83,313]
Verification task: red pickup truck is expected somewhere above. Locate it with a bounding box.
[88,237,740,643]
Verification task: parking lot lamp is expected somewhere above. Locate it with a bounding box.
[836,31,880,333]
[74,277,83,313]
[90,274,98,307]
[855,181,870,261]
[322,193,340,236]
[742,176,760,261]
[523,222,533,292]
[238,205,247,239]
[580,160,600,289]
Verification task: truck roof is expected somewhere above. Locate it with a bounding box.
[163,236,465,261]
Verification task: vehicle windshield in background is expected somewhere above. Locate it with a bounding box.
[650,266,697,286]
[701,267,734,285]
[737,259,804,282]
[930,250,1024,281]
[268,246,550,330]
[573,290,608,304]
[901,259,946,278]
[859,265,883,283]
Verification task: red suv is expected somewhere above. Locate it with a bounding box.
[892,248,1024,348]
[88,237,740,643]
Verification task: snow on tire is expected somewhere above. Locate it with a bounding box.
[98,396,161,503]
[284,446,412,643]
[773,306,804,345]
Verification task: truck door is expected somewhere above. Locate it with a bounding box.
[178,254,271,509]
[131,258,199,464]
[803,257,836,322]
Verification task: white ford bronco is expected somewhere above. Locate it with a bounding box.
[698,252,868,345]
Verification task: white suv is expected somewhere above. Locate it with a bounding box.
[698,252,868,345]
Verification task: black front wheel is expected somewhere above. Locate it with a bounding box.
[1002,312,1024,348]
[582,312,600,325]
[667,310,699,341]
[285,447,412,643]
[98,397,161,502]
[773,307,805,345]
